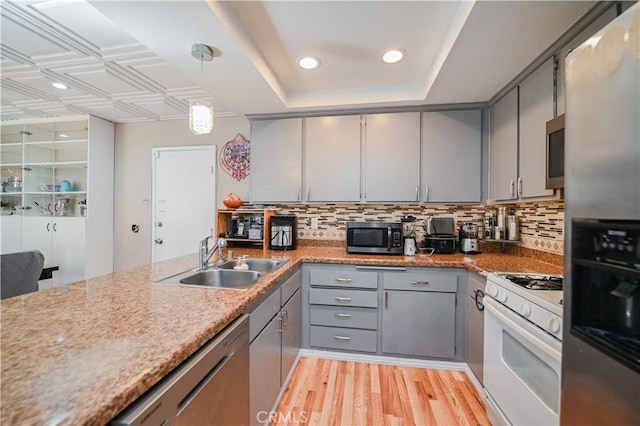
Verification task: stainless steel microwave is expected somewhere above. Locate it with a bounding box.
[546,114,565,189]
[346,222,403,254]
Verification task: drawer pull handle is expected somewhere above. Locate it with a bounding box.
[334,277,352,282]
[410,281,430,286]
[334,297,352,302]
[334,335,351,341]
[334,313,352,318]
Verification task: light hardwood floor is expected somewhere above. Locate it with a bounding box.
[272,357,491,426]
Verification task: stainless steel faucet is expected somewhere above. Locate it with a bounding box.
[199,236,227,270]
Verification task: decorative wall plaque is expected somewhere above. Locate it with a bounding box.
[220,133,250,181]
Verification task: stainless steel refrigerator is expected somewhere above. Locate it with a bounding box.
[562,4,640,425]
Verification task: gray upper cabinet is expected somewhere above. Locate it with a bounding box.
[364,112,420,202]
[421,110,482,203]
[490,87,519,202]
[519,59,554,199]
[305,115,361,202]
[250,118,302,203]
[491,61,556,203]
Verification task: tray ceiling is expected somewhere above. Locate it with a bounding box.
[1,0,596,122]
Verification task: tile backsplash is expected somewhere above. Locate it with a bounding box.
[273,200,564,255]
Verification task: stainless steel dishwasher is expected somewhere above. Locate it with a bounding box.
[112,315,249,426]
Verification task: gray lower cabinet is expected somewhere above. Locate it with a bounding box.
[249,313,281,425]
[281,289,301,385]
[307,265,378,353]
[303,264,466,361]
[381,269,457,359]
[466,272,486,384]
[249,269,301,426]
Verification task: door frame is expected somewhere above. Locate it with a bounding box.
[151,145,216,262]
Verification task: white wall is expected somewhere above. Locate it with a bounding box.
[114,116,250,271]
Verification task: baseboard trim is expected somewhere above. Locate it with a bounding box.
[299,348,466,371]
[462,364,485,399]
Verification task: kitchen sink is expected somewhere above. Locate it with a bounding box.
[218,258,288,273]
[155,269,262,290]
[179,269,262,289]
[154,257,287,290]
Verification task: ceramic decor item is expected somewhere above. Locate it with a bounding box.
[223,193,243,209]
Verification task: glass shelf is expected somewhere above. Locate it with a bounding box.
[24,161,87,168]
[1,119,89,218]
[24,191,87,195]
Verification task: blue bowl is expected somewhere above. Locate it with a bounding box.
[60,180,72,192]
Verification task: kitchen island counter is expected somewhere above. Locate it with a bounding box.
[0,246,561,425]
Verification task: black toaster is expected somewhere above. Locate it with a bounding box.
[424,235,457,254]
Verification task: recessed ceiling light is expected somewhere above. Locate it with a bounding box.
[59,134,68,138]
[381,49,406,64]
[52,82,68,90]
[298,56,320,70]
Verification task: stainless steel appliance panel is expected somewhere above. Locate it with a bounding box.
[562,5,640,425]
[111,315,249,426]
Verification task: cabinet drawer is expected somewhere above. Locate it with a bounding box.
[310,305,377,330]
[248,289,280,342]
[309,268,378,289]
[382,270,457,292]
[281,270,301,306]
[310,325,377,353]
[309,287,378,308]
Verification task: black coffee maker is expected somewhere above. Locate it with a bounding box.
[269,215,297,250]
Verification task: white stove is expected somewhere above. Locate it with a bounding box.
[483,272,564,426]
[485,272,563,339]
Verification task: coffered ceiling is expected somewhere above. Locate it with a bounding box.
[1,0,597,122]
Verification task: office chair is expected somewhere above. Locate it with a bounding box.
[1,250,45,299]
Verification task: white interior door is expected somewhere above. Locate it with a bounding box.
[152,146,216,263]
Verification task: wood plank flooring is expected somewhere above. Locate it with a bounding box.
[272,357,491,426]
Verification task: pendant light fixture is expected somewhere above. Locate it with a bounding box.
[189,43,216,135]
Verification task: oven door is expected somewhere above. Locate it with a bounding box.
[484,297,562,426]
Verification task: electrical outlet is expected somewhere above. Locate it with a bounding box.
[311,217,319,230]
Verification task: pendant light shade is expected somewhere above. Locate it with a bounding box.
[189,43,218,135]
[189,100,214,135]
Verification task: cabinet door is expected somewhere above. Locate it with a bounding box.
[281,289,301,385]
[250,119,302,203]
[364,112,420,202]
[21,216,53,266]
[305,115,361,202]
[382,290,456,359]
[1,216,22,254]
[250,315,281,426]
[518,59,555,199]
[491,88,519,201]
[52,217,86,285]
[422,110,481,203]
[467,272,486,384]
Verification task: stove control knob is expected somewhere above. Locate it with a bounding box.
[497,290,508,303]
[547,318,561,334]
[518,303,531,317]
[486,285,498,297]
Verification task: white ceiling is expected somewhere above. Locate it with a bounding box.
[1,0,597,122]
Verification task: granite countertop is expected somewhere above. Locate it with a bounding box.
[0,246,562,425]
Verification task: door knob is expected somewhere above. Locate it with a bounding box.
[154,238,163,245]
[156,221,163,227]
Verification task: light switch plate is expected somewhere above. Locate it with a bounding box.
[311,217,319,230]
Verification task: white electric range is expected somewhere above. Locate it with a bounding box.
[483,272,564,426]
